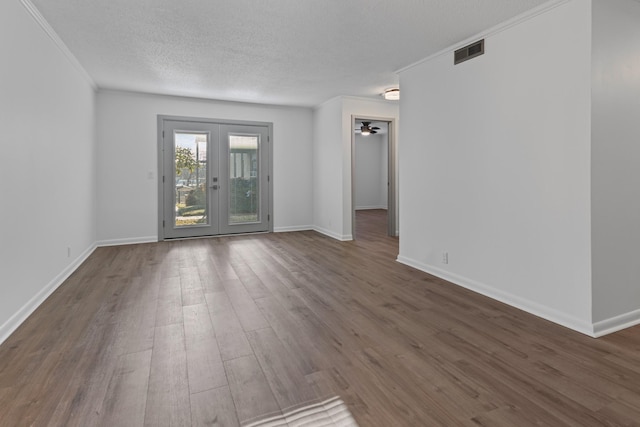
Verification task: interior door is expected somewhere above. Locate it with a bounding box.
[160,119,270,239]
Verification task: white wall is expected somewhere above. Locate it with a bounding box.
[591,0,640,329]
[312,97,344,239]
[313,97,398,240]
[355,133,388,210]
[0,0,97,341]
[96,90,314,244]
[398,0,594,333]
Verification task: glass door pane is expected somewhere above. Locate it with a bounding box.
[228,135,259,224]
[174,132,209,227]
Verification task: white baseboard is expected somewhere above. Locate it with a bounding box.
[355,206,388,211]
[593,309,640,337]
[274,225,314,233]
[0,243,97,346]
[396,255,595,337]
[312,226,353,241]
[96,236,157,247]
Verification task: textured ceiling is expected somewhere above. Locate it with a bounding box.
[31,0,549,107]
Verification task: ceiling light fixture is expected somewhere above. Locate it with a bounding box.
[383,88,400,101]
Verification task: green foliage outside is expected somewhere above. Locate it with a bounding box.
[173,177,205,226]
[229,178,258,214]
[175,146,198,175]
[176,185,206,220]
[175,178,258,225]
[177,205,205,217]
[186,185,205,207]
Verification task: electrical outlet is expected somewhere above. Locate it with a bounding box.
[442,252,449,264]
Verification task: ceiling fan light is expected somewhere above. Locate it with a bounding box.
[383,88,400,101]
[361,130,371,136]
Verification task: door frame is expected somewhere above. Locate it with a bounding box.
[351,115,398,239]
[157,115,274,241]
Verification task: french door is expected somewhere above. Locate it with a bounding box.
[159,118,271,239]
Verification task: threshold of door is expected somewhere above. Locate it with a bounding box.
[162,230,270,241]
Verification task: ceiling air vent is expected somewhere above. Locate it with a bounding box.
[454,39,484,65]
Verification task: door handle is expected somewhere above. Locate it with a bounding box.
[211,184,219,190]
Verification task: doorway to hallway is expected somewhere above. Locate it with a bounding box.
[352,117,396,240]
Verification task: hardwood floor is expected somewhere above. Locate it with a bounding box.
[2,209,640,426]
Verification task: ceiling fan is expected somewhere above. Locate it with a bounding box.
[356,121,380,136]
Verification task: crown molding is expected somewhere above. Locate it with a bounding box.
[19,0,97,90]
[397,0,571,74]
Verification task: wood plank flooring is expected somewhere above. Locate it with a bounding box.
[2,209,640,426]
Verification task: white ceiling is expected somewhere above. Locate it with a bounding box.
[30,0,549,107]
